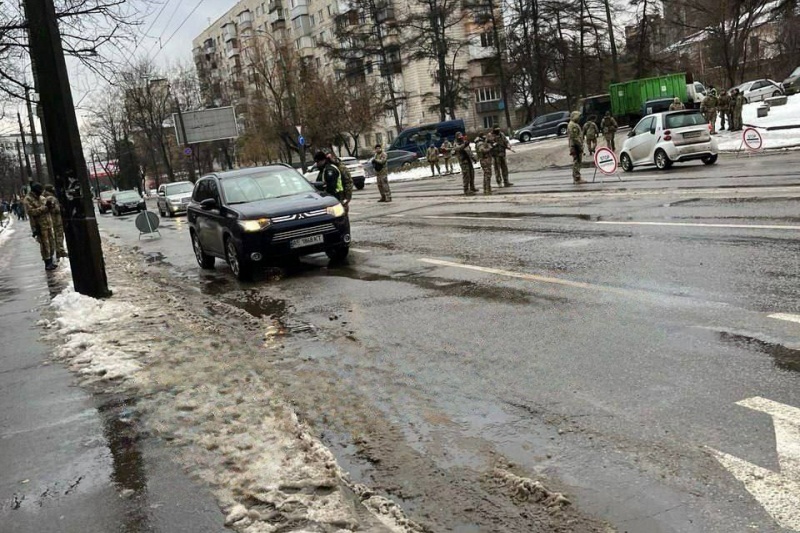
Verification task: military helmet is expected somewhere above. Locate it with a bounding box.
[674,97,681,104]
[570,111,582,122]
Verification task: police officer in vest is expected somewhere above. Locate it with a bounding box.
[314,151,344,202]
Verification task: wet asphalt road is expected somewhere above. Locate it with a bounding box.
[100,151,800,532]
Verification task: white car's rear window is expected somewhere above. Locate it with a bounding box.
[665,112,707,129]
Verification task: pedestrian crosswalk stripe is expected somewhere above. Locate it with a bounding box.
[769,313,800,324]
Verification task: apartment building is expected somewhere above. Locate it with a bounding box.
[192,0,507,153]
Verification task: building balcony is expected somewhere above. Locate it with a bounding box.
[238,10,253,29]
[227,46,240,59]
[204,39,216,53]
[296,35,314,57]
[469,43,495,60]
[291,0,309,18]
[223,24,237,42]
[475,100,502,113]
[268,0,282,12]
[269,8,286,24]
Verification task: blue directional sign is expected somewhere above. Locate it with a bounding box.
[298,135,305,146]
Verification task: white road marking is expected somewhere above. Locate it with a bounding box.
[385,214,406,218]
[350,248,371,253]
[596,221,800,231]
[769,313,800,325]
[419,258,630,295]
[708,397,800,531]
[421,215,524,222]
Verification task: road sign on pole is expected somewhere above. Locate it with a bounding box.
[298,135,305,147]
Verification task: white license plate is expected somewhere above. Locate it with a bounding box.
[290,234,324,249]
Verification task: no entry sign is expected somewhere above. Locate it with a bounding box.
[594,147,618,175]
[743,128,763,152]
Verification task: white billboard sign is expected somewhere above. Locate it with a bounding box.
[173,106,239,144]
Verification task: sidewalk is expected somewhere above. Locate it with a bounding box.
[0,225,229,533]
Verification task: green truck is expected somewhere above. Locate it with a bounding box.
[580,73,706,125]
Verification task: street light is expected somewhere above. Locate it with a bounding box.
[147,77,196,182]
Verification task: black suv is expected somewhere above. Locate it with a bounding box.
[513,111,571,142]
[187,166,351,280]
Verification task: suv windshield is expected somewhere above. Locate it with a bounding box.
[791,66,800,77]
[100,191,114,200]
[165,182,194,195]
[115,192,140,202]
[222,170,314,204]
[665,111,707,129]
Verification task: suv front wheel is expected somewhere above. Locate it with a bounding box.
[225,237,251,281]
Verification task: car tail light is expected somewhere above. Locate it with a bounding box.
[663,130,672,141]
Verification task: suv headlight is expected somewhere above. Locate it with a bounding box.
[238,218,272,232]
[326,204,346,217]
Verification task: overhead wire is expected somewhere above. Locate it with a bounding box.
[149,0,209,63]
[121,0,176,68]
[143,0,188,59]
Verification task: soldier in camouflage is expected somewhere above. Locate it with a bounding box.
[601,111,618,151]
[22,183,57,270]
[488,126,513,187]
[669,97,685,111]
[371,144,391,203]
[43,184,67,259]
[732,89,745,131]
[476,134,494,195]
[455,133,478,196]
[582,116,599,156]
[567,111,585,184]
[426,144,442,177]
[327,153,354,213]
[441,139,454,174]
[701,88,719,134]
[717,90,731,131]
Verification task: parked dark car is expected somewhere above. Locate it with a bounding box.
[513,111,571,142]
[96,190,114,214]
[187,165,351,280]
[388,119,466,155]
[364,150,419,177]
[782,66,800,95]
[110,190,145,216]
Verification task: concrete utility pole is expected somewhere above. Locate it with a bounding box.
[24,0,110,297]
[15,141,27,188]
[25,86,44,183]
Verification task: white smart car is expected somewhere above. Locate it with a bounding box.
[620,110,719,172]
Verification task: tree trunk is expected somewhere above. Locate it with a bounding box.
[602,0,620,82]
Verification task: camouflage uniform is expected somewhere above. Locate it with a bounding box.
[23,187,55,265]
[582,119,599,155]
[455,135,477,195]
[733,91,745,131]
[426,145,441,177]
[335,160,354,213]
[701,89,719,133]
[441,140,454,174]
[717,91,731,130]
[43,186,67,258]
[372,148,391,202]
[669,97,685,111]
[600,112,618,151]
[567,111,585,183]
[489,128,512,187]
[476,136,494,194]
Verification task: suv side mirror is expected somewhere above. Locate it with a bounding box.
[200,198,218,210]
[628,130,636,137]
[157,190,166,197]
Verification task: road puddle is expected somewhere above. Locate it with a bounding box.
[717,331,800,372]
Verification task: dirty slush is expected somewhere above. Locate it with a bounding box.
[41,241,611,532]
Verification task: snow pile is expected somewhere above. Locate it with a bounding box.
[717,94,800,152]
[0,218,14,250]
[49,287,141,384]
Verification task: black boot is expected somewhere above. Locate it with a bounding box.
[44,258,57,271]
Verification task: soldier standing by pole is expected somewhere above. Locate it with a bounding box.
[43,184,67,259]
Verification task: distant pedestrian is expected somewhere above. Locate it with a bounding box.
[601,112,618,151]
[43,185,67,260]
[426,144,442,177]
[568,111,585,184]
[476,134,494,195]
[717,90,731,130]
[733,89,745,131]
[455,133,477,196]
[488,126,513,187]
[702,88,719,133]
[371,144,391,203]
[669,97,685,111]
[582,116,599,156]
[22,183,57,271]
[441,139,454,174]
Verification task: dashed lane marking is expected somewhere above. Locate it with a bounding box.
[383,214,523,222]
[419,258,631,296]
[350,248,371,253]
[596,221,800,231]
[769,313,800,324]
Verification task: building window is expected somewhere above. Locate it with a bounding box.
[365,61,373,74]
[480,62,498,76]
[310,14,316,26]
[319,9,324,21]
[327,4,332,15]
[316,57,322,68]
[475,87,500,102]
[364,133,371,147]
[482,115,499,129]
[480,32,494,47]
[376,132,383,145]
[359,9,366,23]
[387,129,395,142]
